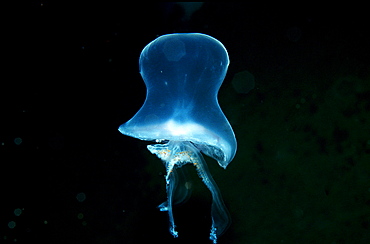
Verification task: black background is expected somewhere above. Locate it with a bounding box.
[1,2,370,244]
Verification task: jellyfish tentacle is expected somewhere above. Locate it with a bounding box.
[191,148,231,243]
[163,166,178,238]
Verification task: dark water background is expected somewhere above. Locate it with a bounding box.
[1,2,369,244]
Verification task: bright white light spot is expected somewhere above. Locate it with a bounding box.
[165,120,206,136]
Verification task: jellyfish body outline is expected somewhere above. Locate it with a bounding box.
[119,33,237,243]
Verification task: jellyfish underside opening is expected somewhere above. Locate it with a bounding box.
[148,140,231,242]
[118,33,237,243]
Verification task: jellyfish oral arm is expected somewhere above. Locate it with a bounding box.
[148,141,230,244]
[147,143,182,238]
[157,167,179,238]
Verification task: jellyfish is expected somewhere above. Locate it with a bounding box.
[119,33,237,243]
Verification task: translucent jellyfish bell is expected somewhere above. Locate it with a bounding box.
[119,33,237,243]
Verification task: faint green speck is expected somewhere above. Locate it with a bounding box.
[77,213,84,219]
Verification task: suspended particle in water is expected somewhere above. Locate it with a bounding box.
[14,137,22,145]
[76,192,86,202]
[77,213,84,219]
[232,70,255,94]
[14,208,22,216]
[8,221,16,229]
